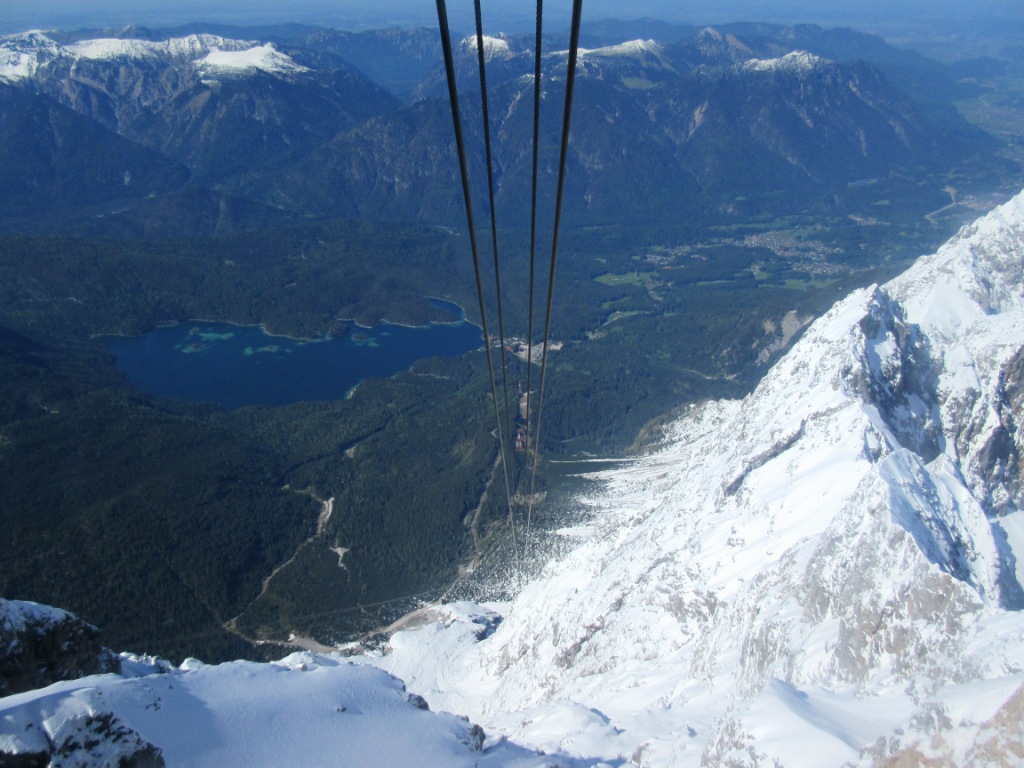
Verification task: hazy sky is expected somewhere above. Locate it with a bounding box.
[2,0,1021,37]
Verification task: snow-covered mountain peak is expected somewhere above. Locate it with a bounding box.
[694,26,755,57]
[459,34,514,63]
[697,26,726,41]
[0,30,58,46]
[575,38,677,76]
[0,31,66,81]
[565,38,677,86]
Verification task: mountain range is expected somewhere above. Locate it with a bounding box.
[2,182,1023,767]
[0,23,1012,231]
[2,17,1024,765]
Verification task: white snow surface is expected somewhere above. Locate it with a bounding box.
[574,39,677,76]
[67,34,254,62]
[0,653,562,767]
[362,191,1024,766]
[0,600,74,635]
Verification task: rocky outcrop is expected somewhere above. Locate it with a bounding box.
[1,709,164,768]
[0,599,119,696]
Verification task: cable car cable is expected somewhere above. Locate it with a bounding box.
[472,0,517,486]
[526,0,584,536]
[523,0,543,527]
[434,0,520,568]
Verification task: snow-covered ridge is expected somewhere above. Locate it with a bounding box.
[696,26,752,49]
[0,31,308,81]
[67,34,256,62]
[0,649,557,767]
[573,39,677,78]
[0,599,77,648]
[892,192,1024,329]
[742,50,827,73]
[578,38,664,59]
[366,190,1024,766]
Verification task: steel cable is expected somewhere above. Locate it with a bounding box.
[434,0,520,568]
[472,0,519,555]
[523,0,543,534]
[525,0,584,535]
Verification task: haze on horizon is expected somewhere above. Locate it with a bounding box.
[2,0,1021,39]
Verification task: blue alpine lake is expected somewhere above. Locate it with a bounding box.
[104,306,482,409]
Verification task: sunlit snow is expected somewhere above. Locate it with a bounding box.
[0,652,560,767]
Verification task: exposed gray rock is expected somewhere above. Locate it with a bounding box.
[846,290,943,462]
[0,600,119,697]
[48,712,164,768]
[0,710,165,768]
[977,346,1024,516]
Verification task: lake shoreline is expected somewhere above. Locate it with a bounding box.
[93,297,479,344]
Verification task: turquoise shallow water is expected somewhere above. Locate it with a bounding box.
[104,308,482,409]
